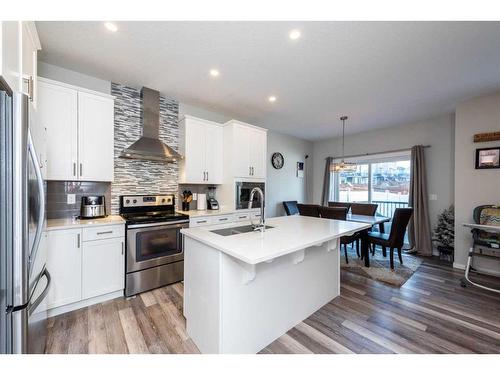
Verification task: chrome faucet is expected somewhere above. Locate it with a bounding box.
[248,187,265,232]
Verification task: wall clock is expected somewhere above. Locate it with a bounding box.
[271,152,284,169]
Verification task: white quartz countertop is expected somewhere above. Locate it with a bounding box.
[176,207,259,218]
[46,215,125,231]
[181,215,370,265]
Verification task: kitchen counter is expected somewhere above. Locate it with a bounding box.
[182,215,370,353]
[46,215,125,231]
[181,215,368,264]
[176,207,259,218]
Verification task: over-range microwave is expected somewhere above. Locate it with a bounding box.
[235,181,265,210]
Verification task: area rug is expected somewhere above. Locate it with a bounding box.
[340,245,423,287]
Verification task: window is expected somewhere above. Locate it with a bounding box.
[331,152,411,218]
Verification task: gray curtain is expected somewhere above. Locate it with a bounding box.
[321,157,333,206]
[408,145,432,256]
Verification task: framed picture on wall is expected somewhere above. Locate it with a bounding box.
[475,147,500,169]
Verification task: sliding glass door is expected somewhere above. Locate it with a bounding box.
[333,154,411,218]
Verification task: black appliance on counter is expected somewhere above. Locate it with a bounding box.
[119,194,189,297]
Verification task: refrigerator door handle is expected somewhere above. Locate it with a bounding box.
[28,267,51,314]
[27,130,45,277]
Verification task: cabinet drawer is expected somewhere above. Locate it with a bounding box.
[82,224,124,241]
[251,212,262,220]
[213,215,233,224]
[233,213,250,222]
[190,217,213,227]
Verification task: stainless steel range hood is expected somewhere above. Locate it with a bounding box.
[120,87,182,162]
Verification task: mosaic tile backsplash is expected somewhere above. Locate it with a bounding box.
[110,83,180,213]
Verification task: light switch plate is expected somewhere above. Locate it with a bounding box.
[429,194,438,201]
[67,194,76,204]
[193,193,198,200]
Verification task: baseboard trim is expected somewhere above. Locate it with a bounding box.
[453,262,466,270]
[46,290,124,318]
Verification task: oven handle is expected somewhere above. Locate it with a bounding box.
[127,220,190,229]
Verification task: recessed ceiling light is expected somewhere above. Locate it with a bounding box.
[289,29,301,40]
[268,96,277,103]
[104,22,118,32]
[210,69,220,77]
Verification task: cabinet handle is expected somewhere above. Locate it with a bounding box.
[238,216,247,219]
[77,233,80,248]
[121,242,124,255]
[97,230,113,235]
[219,218,228,221]
[249,166,251,176]
[73,162,76,176]
[206,171,209,181]
[80,163,83,177]
[197,220,207,224]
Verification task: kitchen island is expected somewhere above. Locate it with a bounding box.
[181,215,369,354]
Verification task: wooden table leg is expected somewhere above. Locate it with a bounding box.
[361,230,370,267]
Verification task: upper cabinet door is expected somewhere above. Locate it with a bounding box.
[20,22,40,108]
[232,124,252,178]
[205,123,223,184]
[78,92,114,182]
[249,128,267,179]
[0,21,20,93]
[182,118,207,183]
[38,80,78,181]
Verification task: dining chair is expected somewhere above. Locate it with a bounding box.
[319,206,347,220]
[350,203,378,216]
[351,203,379,255]
[283,201,299,216]
[297,204,321,217]
[328,201,351,211]
[367,208,413,269]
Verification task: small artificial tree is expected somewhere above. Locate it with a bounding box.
[433,205,455,261]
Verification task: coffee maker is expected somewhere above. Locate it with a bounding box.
[207,186,219,210]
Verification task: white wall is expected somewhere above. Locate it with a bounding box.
[38,61,111,94]
[312,114,455,234]
[454,92,500,274]
[266,131,313,217]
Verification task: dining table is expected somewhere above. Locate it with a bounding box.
[346,213,391,267]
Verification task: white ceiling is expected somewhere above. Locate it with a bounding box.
[36,21,500,141]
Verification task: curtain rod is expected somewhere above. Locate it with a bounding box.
[327,145,431,160]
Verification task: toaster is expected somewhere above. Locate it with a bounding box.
[80,195,106,219]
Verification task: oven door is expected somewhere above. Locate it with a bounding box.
[126,220,188,273]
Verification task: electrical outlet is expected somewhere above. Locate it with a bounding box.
[67,194,76,204]
[193,193,198,201]
[429,194,438,201]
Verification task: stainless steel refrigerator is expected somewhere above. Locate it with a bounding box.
[1,82,50,354]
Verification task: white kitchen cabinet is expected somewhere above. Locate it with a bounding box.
[78,91,114,181]
[20,22,41,108]
[179,115,223,184]
[0,21,21,93]
[1,21,40,99]
[223,120,267,180]
[45,224,125,316]
[38,80,78,180]
[46,228,82,310]
[38,78,115,182]
[82,237,124,300]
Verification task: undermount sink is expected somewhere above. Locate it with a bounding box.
[210,224,274,236]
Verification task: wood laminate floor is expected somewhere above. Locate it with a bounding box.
[45,258,500,354]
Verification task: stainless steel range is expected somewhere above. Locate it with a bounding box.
[119,194,189,297]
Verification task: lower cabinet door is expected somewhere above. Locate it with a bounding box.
[46,229,82,309]
[82,237,125,300]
